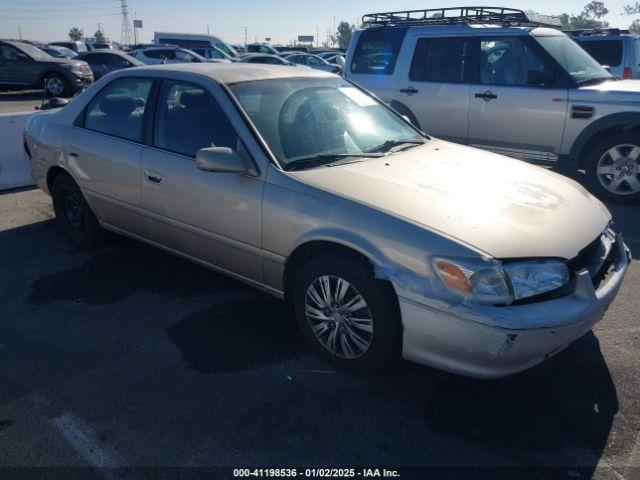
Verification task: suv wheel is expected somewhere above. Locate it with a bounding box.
[44,73,70,97]
[51,173,103,248]
[293,254,400,371]
[586,132,640,203]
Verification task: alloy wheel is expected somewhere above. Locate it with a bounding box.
[46,77,64,96]
[596,144,640,195]
[305,275,374,359]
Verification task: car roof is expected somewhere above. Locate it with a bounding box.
[118,62,333,84]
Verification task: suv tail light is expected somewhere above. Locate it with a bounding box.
[623,67,632,79]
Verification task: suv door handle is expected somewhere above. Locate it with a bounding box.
[144,169,163,184]
[399,87,419,95]
[475,91,498,101]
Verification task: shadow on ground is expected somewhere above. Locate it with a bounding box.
[28,238,245,306]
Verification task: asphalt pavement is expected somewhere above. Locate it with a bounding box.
[0,188,638,480]
[0,90,47,114]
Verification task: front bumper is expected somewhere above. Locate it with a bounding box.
[399,234,631,379]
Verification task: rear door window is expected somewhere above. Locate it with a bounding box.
[578,39,623,67]
[350,28,407,75]
[410,37,470,83]
[84,78,153,142]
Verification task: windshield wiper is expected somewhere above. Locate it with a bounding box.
[284,153,384,171]
[366,138,426,154]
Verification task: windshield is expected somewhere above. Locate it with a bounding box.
[16,43,52,60]
[535,35,613,84]
[229,77,425,168]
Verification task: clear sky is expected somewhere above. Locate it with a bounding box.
[0,0,637,45]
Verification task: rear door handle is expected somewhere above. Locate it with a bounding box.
[399,86,419,95]
[144,169,163,184]
[475,91,498,101]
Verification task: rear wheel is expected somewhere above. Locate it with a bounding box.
[585,132,640,203]
[293,254,400,371]
[51,173,102,248]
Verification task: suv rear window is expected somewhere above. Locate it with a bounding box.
[410,37,469,83]
[578,39,623,67]
[350,28,407,75]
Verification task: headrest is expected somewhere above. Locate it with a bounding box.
[180,90,212,108]
[100,94,136,116]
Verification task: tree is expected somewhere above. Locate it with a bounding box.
[335,21,354,49]
[559,1,610,29]
[68,27,83,41]
[630,18,640,33]
[94,29,105,41]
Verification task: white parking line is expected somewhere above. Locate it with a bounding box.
[50,413,129,479]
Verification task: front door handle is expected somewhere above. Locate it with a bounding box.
[475,91,498,101]
[144,169,163,184]
[399,86,419,95]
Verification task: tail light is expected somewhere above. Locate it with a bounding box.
[623,67,632,79]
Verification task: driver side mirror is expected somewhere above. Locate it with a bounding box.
[16,52,31,62]
[196,147,255,175]
[527,69,554,87]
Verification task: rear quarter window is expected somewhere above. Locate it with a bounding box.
[578,39,623,67]
[350,28,407,75]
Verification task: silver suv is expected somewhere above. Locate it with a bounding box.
[345,7,640,202]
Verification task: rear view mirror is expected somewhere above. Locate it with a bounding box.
[196,147,253,174]
[527,69,554,87]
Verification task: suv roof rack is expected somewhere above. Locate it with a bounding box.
[362,7,561,29]
[564,28,631,36]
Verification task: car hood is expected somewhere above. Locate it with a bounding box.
[574,79,640,102]
[289,140,611,260]
[40,57,87,68]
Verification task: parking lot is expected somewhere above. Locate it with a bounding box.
[0,185,638,478]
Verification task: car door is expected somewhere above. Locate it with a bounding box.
[467,35,568,162]
[69,76,153,237]
[139,78,264,282]
[0,45,33,85]
[392,34,472,144]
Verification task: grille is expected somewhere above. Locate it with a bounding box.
[568,230,618,288]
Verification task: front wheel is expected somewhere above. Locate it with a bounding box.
[44,73,70,97]
[585,132,640,203]
[293,254,401,371]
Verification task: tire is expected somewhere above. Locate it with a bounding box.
[293,254,401,372]
[585,132,640,204]
[43,73,70,97]
[51,173,102,248]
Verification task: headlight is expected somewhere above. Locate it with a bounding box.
[503,260,569,301]
[433,257,570,306]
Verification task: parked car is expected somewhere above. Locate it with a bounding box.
[246,43,282,56]
[567,28,640,80]
[189,45,233,62]
[285,53,341,73]
[238,54,294,65]
[346,7,640,202]
[153,32,238,58]
[318,51,343,59]
[132,46,210,65]
[40,45,78,59]
[48,41,88,53]
[76,51,143,80]
[85,40,113,52]
[0,40,93,96]
[24,63,629,378]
